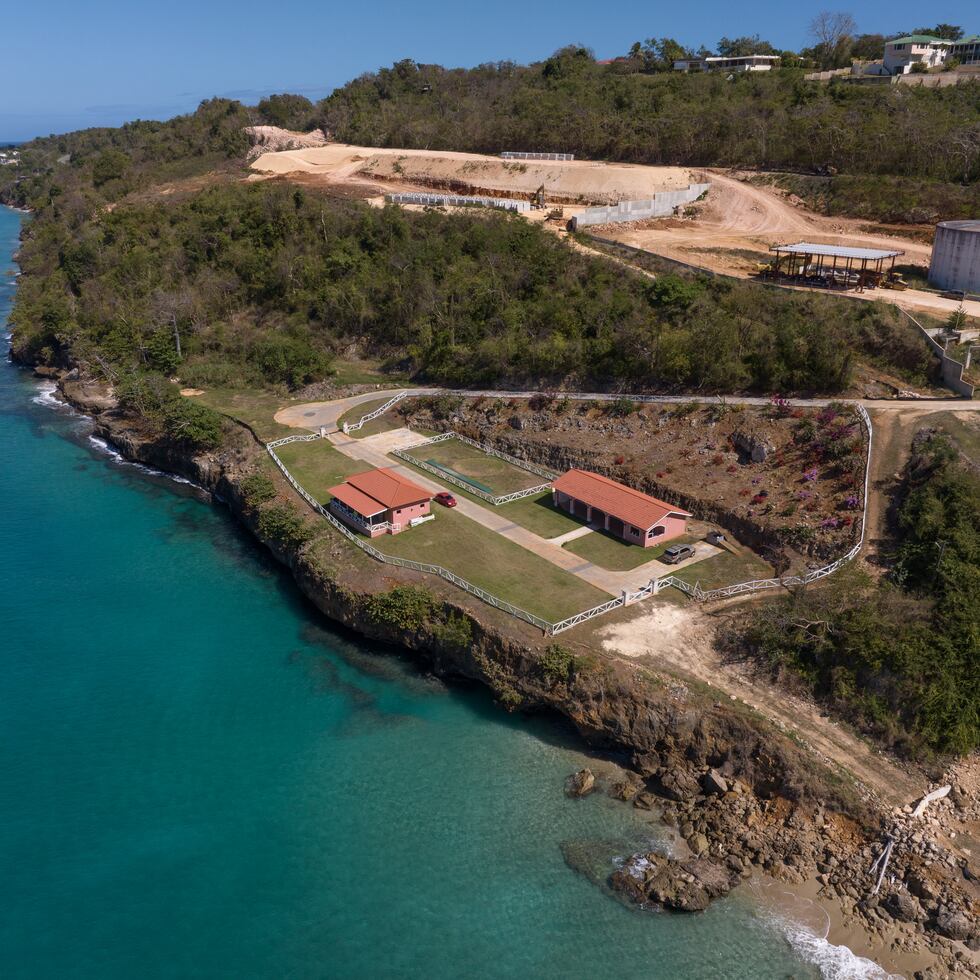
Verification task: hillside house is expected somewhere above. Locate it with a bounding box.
[879,34,980,75]
[328,468,431,537]
[674,55,780,73]
[552,469,692,547]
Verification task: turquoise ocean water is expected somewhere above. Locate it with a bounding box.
[0,205,888,979]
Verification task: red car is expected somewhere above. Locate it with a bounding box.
[434,492,457,508]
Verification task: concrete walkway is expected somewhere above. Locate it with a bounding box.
[547,525,596,546]
[327,428,719,595]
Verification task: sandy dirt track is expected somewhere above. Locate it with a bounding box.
[250,144,694,204]
[603,171,933,266]
[598,171,980,318]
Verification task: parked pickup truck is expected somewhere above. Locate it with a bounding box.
[661,544,696,565]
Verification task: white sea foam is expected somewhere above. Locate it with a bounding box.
[31,380,69,410]
[749,881,901,979]
[777,916,902,980]
[86,434,199,488]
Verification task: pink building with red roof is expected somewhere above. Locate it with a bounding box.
[552,469,691,547]
[328,468,431,536]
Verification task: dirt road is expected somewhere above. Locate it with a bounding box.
[597,603,923,809]
[595,171,980,320]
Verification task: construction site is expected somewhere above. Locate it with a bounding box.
[248,133,980,325]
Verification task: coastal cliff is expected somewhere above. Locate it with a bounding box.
[54,374,979,975]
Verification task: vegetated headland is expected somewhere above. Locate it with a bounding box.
[3,47,979,977]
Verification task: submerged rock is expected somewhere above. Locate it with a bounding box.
[610,850,740,913]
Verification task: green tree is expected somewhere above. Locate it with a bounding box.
[716,35,777,57]
[256,93,317,130]
[91,149,130,188]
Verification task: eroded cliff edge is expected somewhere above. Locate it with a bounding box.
[56,374,980,975]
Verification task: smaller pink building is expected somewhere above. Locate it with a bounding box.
[328,468,431,537]
[552,469,691,548]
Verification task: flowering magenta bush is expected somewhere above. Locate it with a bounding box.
[802,467,819,482]
[797,490,813,501]
[845,494,860,509]
[820,517,841,530]
[770,394,791,416]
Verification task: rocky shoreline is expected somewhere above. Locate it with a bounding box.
[50,371,980,979]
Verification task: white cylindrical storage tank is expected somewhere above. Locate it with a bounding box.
[928,220,980,294]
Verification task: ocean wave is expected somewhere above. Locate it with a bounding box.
[777,916,901,980]
[748,881,901,979]
[31,380,73,411]
[86,435,200,488]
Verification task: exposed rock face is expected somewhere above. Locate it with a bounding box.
[933,910,974,942]
[48,375,980,970]
[702,769,729,796]
[609,772,644,801]
[884,889,925,923]
[731,429,774,463]
[610,851,739,912]
[566,768,596,797]
[657,767,702,802]
[245,125,327,161]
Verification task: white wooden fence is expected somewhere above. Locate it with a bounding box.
[265,404,873,636]
[392,432,556,505]
[342,391,410,434]
[265,435,552,633]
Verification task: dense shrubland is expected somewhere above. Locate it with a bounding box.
[752,173,980,225]
[731,432,980,757]
[9,181,930,393]
[320,52,980,191]
[0,99,252,213]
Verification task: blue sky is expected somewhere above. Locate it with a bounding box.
[2,0,975,140]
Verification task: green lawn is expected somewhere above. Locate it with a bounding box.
[562,528,689,571]
[275,440,366,502]
[670,547,775,590]
[372,507,612,622]
[493,493,584,538]
[190,387,296,441]
[338,396,407,439]
[405,438,546,495]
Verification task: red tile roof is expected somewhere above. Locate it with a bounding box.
[329,482,388,519]
[552,469,691,530]
[332,467,430,511]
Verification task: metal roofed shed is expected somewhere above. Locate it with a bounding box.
[764,241,905,292]
[327,467,432,538]
[552,469,692,548]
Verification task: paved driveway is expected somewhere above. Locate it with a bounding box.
[329,429,720,595]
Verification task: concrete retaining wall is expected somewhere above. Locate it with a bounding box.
[570,183,711,229]
[500,151,574,161]
[386,193,530,213]
[903,310,976,398]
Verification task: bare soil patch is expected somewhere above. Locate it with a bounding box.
[250,143,694,205]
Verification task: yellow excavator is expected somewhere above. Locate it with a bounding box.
[881,271,908,291]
